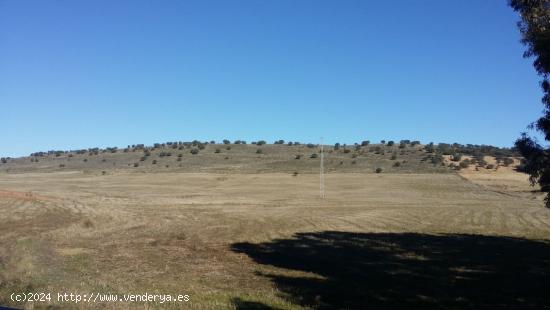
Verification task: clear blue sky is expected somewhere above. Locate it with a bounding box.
[0,0,545,157]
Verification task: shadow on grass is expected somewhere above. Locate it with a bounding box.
[231,232,550,309]
[232,298,282,310]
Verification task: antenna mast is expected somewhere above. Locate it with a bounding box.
[320,137,325,199]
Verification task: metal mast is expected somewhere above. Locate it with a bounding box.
[320,137,325,199]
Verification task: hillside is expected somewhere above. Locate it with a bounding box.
[0,141,519,174]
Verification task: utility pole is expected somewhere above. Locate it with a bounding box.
[320,137,325,199]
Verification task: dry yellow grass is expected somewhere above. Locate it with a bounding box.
[0,170,549,309]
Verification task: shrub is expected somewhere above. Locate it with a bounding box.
[226,146,231,150]
[287,142,293,146]
[375,167,383,173]
[393,161,401,167]
[256,149,263,154]
[391,153,397,160]
[486,164,495,169]
[224,156,229,160]
[177,157,182,162]
[343,149,351,153]
[306,143,316,148]
[257,140,267,146]
[503,157,514,166]
[387,141,395,146]
[177,153,183,157]
[274,140,285,144]
[334,143,340,150]
[83,158,88,162]
[310,153,318,159]
[197,143,205,150]
[133,163,139,167]
[292,171,298,177]
[234,140,242,144]
[351,160,356,164]
[152,160,157,164]
[352,153,358,158]
[210,140,216,144]
[451,153,462,162]
[59,164,65,168]
[361,140,370,146]
[223,139,231,145]
[140,156,146,161]
[190,148,199,155]
[424,142,435,153]
[295,154,302,159]
[380,140,386,144]
[215,149,221,153]
[459,159,470,168]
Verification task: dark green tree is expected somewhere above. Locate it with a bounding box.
[510,0,550,206]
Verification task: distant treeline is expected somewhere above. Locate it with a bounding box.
[2,139,517,160]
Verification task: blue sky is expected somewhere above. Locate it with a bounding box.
[0,0,545,157]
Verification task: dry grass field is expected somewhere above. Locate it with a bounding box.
[1,144,550,309]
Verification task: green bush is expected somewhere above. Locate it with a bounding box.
[295,154,302,159]
[256,149,263,154]
[459,159,470,168]
[393,161,401,167]
[503,157,514,166]
[257,140,267,146]
[387,141,395,146]
[223,139,231,144]
[334,143,340,150]
[391,153,397,160]
[361,140,370,146]
[133,163,139,167]
[375,167,383,173]
[451,153,462,162]
[310,153,318,159]
[215,149,221,153]
[190,148,199,155]
[152,160,157,164]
